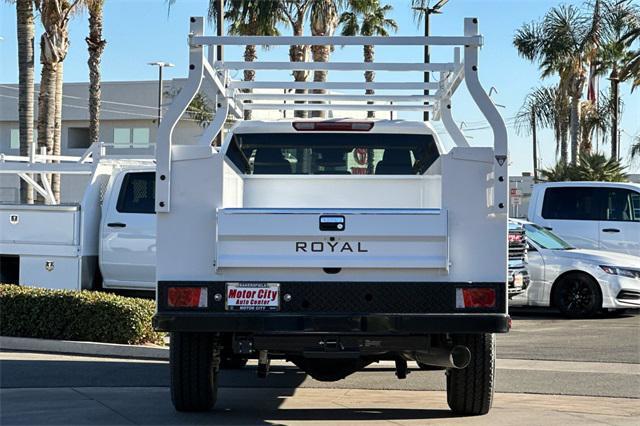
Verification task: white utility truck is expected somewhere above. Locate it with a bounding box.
[0,144,156,291]
[150,17,509,416]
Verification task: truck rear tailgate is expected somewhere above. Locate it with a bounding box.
[216,208,448,270]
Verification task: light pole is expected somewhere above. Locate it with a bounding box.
[148,61,174,126]
[413,0,449,121]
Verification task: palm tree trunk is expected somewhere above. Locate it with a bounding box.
[560,124,569,164]
[52,61,63,203]
[610,66,619,161]
[17,0,35,204]
[37,59,57,203]
[289,21,307,119]
[569,95,580,165]
[569,78,584,165]
[364,45,375,119]
[311,45,330,118]
[87,0,106,147]
[531,110,538,181]
[243,44,257,120]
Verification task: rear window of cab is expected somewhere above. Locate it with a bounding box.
[225,133,440,176]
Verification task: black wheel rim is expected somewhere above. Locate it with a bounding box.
[560,279,595,315]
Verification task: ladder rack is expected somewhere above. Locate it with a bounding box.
[151,17,507,214]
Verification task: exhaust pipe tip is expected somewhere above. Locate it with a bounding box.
[451,345,471,369]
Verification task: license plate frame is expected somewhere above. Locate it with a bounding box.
[225,282,280,311]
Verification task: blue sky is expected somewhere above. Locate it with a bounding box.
[1,0,639,174]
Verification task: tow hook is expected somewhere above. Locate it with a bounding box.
[257,350,270,378]
[395,358,408,379]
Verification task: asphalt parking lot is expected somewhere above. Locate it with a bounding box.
[1,309,639,425]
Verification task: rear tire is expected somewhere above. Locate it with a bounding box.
[446,333,495,416]
[553,273,602,318]
[170,332,219,412]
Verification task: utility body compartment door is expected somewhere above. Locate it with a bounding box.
[216,208,448,270]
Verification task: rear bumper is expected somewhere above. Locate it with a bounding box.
[153,312,511,334]
[154,280,509,334]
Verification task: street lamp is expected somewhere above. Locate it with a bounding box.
[412,0,449,121]
[148,61,175,126]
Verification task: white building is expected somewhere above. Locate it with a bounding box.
[0,80,205,202]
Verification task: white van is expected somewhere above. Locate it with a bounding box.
[528,182,640,257]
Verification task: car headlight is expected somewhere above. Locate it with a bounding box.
[600,266,640,279]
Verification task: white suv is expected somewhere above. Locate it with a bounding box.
[528,182,640,257]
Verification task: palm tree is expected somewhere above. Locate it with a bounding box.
[596,0,640,160]
[340,0,397,118]
[223,0,282,120]
[540,161,577,182]
[573,152,627,181]
[308,0,341,118]
[15,0,36,203]
[279,0,314,118]
[579,91,612,154]
[620,26,640,90]
[86,0,106,148]
[541,152,627,182]
[514,2,603,165]
[36,0,81,203]
[515,85,570,164]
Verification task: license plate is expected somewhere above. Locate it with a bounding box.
[226,283,280,311]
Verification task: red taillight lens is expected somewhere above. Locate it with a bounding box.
[167,287,208,308]
[456,288,496,308]
[292,121,374,131]
[508,233,523,244]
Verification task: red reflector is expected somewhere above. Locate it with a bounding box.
[456,288,496,308]
[167,287,208,308]
[508,233,523,243]
[292,121,374,131]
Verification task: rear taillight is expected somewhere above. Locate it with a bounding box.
[167,287,208,308]
[456,288,496,309]
[508,233,523,244]
[292,121,374,131]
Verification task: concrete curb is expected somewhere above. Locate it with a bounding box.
[0,336,169,360]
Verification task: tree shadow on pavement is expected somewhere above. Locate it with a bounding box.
[0,356,462,425]
[509,306,639,320]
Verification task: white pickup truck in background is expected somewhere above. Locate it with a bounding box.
[528,182,640,257]
[0,154,155,291]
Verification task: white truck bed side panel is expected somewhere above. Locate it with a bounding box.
[441,147,507,283]
[242,175,441,209]
[156,152,222,281]
[222,161,244,208]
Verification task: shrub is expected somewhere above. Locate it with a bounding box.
[0,284,164,345]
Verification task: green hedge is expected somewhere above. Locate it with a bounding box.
[0,284,164,345]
